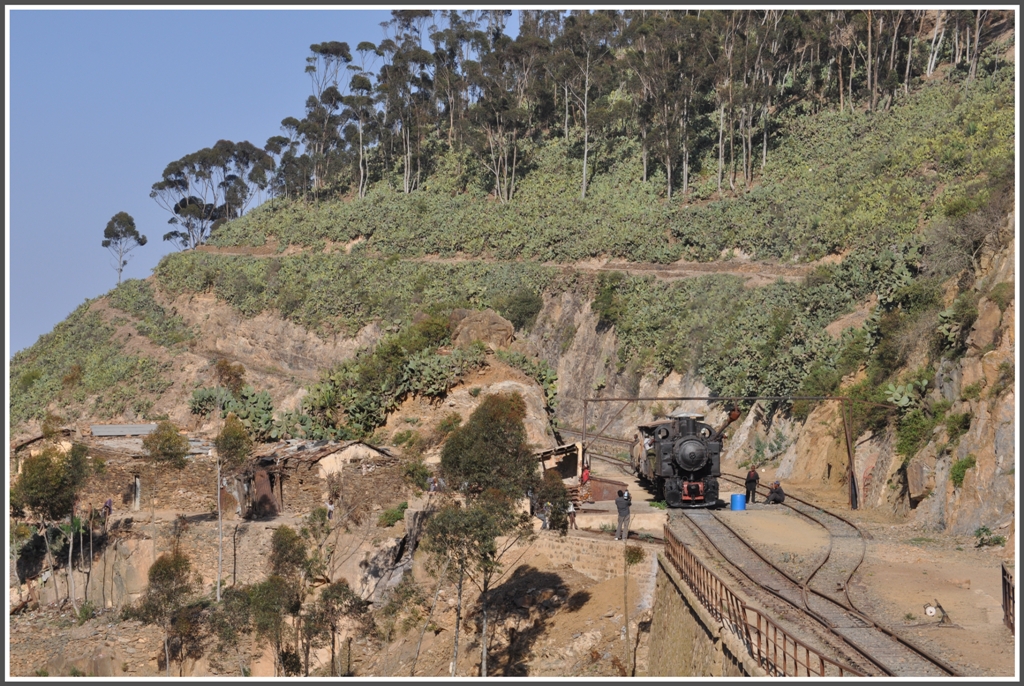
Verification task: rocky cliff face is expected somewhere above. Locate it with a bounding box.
[513,221,1014,544]
[896,234,1015,539]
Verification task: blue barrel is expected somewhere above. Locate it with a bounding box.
[730,494,746,511]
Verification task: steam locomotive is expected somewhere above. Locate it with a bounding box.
[632,408,740,508]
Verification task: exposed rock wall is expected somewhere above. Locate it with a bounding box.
[648,556,762,677]
[517,229,1014,542]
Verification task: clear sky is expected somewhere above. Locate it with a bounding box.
[7,7,520,357]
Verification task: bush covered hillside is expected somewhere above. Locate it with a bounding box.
[10,10,1015,453]
[213,66,1013,264]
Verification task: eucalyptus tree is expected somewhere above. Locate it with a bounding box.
[11,444,90,610]
[429,10,482,150]
[302,41,352,196]
[468,29,533,203]
[556,10,615,199]
[214,413,251,603]
[429,392,551,676]
[266,129,309,201]
[151,140,274,249]
[101,211,147,285]
[620,11,657,183]
[378,10,436,194]
[625,11,683,197]
[342,41,380,198]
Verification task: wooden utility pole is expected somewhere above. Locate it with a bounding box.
[217,453,223,603]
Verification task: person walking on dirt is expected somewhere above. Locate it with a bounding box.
[614,490,631,540]
[745,467,760,504]
[766,481,785,505]
[567,500,578,530]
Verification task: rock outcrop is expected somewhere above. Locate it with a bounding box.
[450,308,514,351]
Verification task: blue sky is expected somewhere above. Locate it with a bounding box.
[7,8,520,357]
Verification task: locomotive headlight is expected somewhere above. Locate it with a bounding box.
[674,438,708,471]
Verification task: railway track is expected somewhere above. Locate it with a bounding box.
[719,474,865,610]
[673,475,959,677]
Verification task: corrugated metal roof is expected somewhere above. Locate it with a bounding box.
[90,424,159,436]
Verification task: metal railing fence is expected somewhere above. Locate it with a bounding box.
[663,524,863,677]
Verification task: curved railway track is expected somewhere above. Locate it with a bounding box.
[672,474,959,677]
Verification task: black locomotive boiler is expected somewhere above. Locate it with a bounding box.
[632,408,740,508]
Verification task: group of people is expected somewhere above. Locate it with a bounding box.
[535,500,581,531]
[745,468,785,505]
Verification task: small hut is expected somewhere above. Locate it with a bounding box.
[224,440,396,519]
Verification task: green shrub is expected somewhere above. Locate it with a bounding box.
[929,398,952,419]
[378,502,409,528]
[403,462,430,490]
[142,421,190,469]
[108,279,195,347]
[950,453,977,488]
[392,430,418,447]
[468,387,481,397]
[593,272,625,330]
[17,368,41,392]
[496,287,544,332]
[892,277,943,314]
[974,526,1006,547]
[77,600,95,625]
[960,381,984,400]
[988,361,1014,398]
[9,300,172,426]
[436,412,462,437]
[495,350,558,411]
[215,412,253,466]
[935,292,980,358]
[945,412,972,443]
[987,282,1014,312]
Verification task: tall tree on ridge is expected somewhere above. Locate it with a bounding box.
[101,211,147,285]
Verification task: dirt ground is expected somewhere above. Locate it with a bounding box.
[351,542,655,678]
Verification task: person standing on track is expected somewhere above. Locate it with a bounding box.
[745,467,760,504]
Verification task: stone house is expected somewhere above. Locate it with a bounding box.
[222,440,396,519]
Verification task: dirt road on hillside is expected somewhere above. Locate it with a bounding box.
[195,243,814,287]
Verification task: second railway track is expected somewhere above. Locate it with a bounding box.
[673,476,959,677]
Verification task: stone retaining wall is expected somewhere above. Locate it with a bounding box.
[647,553,765,677]
[528,531,660,587]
